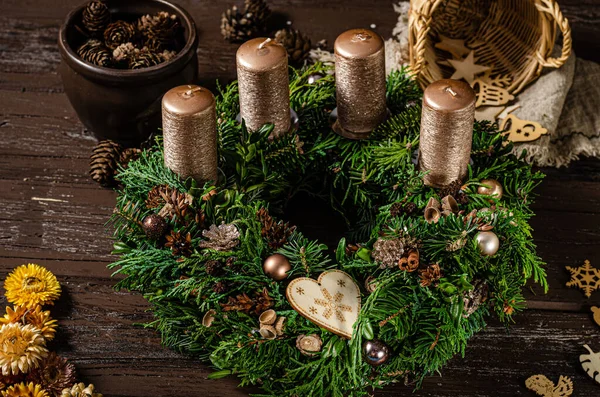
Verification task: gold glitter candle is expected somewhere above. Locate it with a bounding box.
[334,28,387,139]
[237,38,290,138]
[418,79,476,187]
[162,85,218,183]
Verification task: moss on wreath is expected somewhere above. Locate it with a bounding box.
[108,64,546,397]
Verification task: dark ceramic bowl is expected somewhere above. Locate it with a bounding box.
[58,0,198,146]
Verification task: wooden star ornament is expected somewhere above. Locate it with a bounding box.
[434,35,471,59]
[447,51,491,85]
[566,260,600,298]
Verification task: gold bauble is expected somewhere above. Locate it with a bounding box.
[263,254,292,281]
[476,231,500,256]
[477,179,503,200]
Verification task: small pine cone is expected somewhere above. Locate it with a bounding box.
[212,281,228,294]
[129,48,162,69]
[77,39,112,67]
[138,11,180,42]
[372,238,404,269]
[144,36,166,52]
[146,184,173,209]
[112,42,139,66]
[89,139,122,186]
[419,264,442,287]
[220,0,271,42]
[256,208,296,249]
[274,28,312,66]
[439,180,468,205]
[390,202,417,217]
[104,20,136,50]
[164,231,193,257]
[205,260,222,276]
[439,180,462,198]
[159,49,177,62]
[119,147,141,168]
[82,0,110,37]
[253,287,274,315]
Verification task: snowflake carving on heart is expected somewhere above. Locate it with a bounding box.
[286,270,361,339]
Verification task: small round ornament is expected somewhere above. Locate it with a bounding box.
[263,254,292,281]
[476,231,500,256]
[142,214,168,240]
[362,339,390,366]
[477,179,503,200]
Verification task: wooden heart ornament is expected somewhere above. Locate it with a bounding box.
[286,270,361,339]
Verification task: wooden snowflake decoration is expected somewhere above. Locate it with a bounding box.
[566,260,600,298]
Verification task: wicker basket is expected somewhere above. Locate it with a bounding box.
[408,0,572,95]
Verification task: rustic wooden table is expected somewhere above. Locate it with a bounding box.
[1,1,600,396]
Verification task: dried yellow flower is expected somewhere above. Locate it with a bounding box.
[4,264,61,308]
[0,306,57,342]
[1,382,49,397]
[0,323,48,376]
[60,383,103,397]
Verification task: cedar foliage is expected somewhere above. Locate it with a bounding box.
[108,64,546,396]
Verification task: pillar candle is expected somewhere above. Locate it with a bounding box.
[237,38,290,138]
[418,79,476,187]
[334,28,387,139]
[162,85,218,183]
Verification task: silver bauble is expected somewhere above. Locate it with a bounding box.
[476,231,500,256]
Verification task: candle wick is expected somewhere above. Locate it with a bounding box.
[184,87,202,97]
[445,87,458,97]
[258,38,272,50]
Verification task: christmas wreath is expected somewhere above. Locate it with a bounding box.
[109,64,546,396]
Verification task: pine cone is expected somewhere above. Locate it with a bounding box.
[82,0,110,37]
[138,11,180,44]
[220,0,271,42]
[164,231,193,257]
[119,147,141,168]
[129,48,162,69]
[274,28,312,66]
[199,223,240,251]
[212,281,228,294]
[439,180,468,205]
[77,39,112,67]
[463,279,489,318]
[253,287,274,315]
[27,353,76,396]
[256,208,296,249]
[372,238,404,269]
[60,383,102,397]
[146,184,173,209]
[112,42,139,66]
[219,288,273,314]
[89,140,122,186]
[205,260,222,276]
[146,185,197,224]
[419,264,442,287]
[390,202,417,217]
[104,20,136,50]
[220,293,255,313]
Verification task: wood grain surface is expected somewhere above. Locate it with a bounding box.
[1,0,600,396]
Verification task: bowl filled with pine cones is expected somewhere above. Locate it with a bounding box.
[58,0,198,146]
